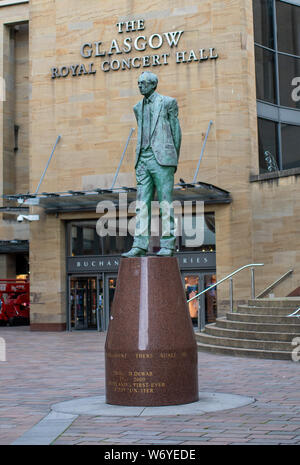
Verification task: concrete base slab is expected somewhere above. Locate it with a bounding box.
[52,392,255,417]
[12,393,255,445]
[11,411,78,445]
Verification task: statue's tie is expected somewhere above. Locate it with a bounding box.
[143,99,151,148]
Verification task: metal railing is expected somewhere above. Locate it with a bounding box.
[256,269,293,299]
[288,307,300,318]
[187,263,264,331]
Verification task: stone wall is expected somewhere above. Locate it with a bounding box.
[0,3,29,279]
[251,174,300,299]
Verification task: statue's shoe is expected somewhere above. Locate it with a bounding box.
[121,247,146,258]
[156,248,174,257]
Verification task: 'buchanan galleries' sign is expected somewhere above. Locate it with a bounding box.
[51,19,218,79]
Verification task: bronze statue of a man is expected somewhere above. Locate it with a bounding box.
[122,71,181,258]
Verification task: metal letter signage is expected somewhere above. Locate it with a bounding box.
[67,253,215,273]
[50,19,218,79]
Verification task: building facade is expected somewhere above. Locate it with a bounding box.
[0,0,299,331]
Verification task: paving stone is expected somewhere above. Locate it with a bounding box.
[1,327,300,446]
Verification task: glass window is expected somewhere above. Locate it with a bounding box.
[69,214,216,256]
[71,224,98,255]
[254,1,300,173]
[258,118,279,173]
[255,46,277,103]
[281,122,300,170]
[278,54,300,109]
[83,227,97,255]
[70,220,133,256]
[276,0,300,56]
[185,275,200,324]
[178,213,215,253]
[253,0,275,48]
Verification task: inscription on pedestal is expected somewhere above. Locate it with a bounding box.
[106,349,197,402]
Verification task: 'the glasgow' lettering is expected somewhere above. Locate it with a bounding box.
[80,31,184,58]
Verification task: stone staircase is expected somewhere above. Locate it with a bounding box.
[195,298,300,360]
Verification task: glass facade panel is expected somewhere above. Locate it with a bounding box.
[71,223,99,255]
[185,275,200,324]
[179,213,215,253]
[255,46,277,103]
[69,214,215,256]
[258,118,279,173]
[281,122,300,170]
[253,0,275,48]
[276,0,300,56]
[278,54,300,109]
[184,273,217,328]
[204,274,217,324]
[70,220,133,256]
[254,1,300,173]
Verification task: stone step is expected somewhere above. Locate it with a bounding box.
[195,332,293,352]
[215,318,300,333]
[197,298,300,360]
[226,312,300,325]
[248,298,300,308]
[196,342,292,361]
[204,323,299,342]
[237,305,299,316]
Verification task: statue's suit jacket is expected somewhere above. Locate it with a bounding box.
[133,92,181,172]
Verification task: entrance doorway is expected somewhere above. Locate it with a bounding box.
[68,273,117,331]
[104,274,117,329]
[183,272,217,330]
[68,271,216,331]
[69,277,97,329]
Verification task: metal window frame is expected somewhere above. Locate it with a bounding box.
[0,0,29,7]
[278,1,300,10]
[67,273,104,331]
[254,0,300,172]
[254,42,300,59]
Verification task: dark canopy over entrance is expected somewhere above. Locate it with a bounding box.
[3,182,231,213]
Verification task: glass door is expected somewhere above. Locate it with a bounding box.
[69,277,97,330]
[104,274,118,331]
[183,273,204,330]
[183,272,217,331]
[97,276,104,331]
[204,273,217,324]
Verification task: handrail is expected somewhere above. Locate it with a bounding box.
[288,307,300,318]
[187,263,264,303]
[256,269,293,299]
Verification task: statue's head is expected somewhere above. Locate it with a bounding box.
[138,72,158,98]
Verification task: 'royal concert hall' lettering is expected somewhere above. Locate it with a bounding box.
[51,19,218,79]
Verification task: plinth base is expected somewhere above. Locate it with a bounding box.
[105,257,199,406]
[52,393,255,416]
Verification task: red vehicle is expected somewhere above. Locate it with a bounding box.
[0,280,30,326]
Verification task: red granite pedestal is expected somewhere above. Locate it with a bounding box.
[105,257,199,406]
